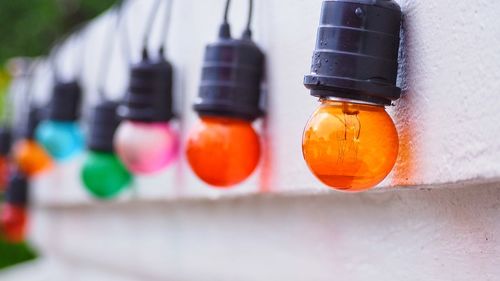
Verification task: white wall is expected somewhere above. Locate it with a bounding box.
[2,0,500,280]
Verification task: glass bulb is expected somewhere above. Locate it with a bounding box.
[81,151,132,199]
[13,140,52,176]
[186,116,261,188]
[0,204,27,243]
[302,99,399,191]
[0,156,9,191]
[114,121,178,175]
[35,121,84,161]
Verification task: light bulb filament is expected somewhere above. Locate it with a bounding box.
[333,106,361,164]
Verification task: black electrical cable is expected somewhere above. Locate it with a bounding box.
[220,0,254,38]
[223,0,231,23]
[158,0,173,57]
[244,0,253,37]
[141,0,162,59]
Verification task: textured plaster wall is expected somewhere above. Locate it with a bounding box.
[389,0,500,186]
[2,0,500,280]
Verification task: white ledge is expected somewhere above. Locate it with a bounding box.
[33,177,500,210]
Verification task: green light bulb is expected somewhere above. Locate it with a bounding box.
[81,151,132,199]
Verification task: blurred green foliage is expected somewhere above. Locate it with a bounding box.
[0,0,117,65]
[0,68,10,124]
[0,239,38,270]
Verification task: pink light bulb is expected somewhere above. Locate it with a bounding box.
[114,121,178,174]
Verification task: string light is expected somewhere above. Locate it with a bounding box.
[13,107,52,177]
[186,0,264,188]
[114,0,178,175]
[302,0,402,191]
[82,102,132,199]
[35,28,85,161]
[0,171,29,243]
[35,81,84,161]
[10,61,52,176]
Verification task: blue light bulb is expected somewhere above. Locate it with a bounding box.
[35,121,84,161]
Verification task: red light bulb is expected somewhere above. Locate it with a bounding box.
[0,204,27,243]
[186,117,261,187]
[189,2,265,188]
[0,156,9,192]
[1,171,29,243]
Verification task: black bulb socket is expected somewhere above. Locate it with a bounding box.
[47,81,82,121]
[304,0,402,105]
[194,27,265,122]
[118,57,174,123]
[5,171,29,206]
[19,106,44,140]
[0,127,12,156]
[87,101,121,153]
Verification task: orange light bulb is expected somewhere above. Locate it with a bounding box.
[186,117,260,188]
[302,100,398,191]
[13,140,52,177]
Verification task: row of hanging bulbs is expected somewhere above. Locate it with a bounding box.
[86,0,264,195]
[1,0,403,242]
[0,0,266,206]
[0,0,403,210]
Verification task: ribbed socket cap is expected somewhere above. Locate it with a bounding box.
[118,58,174,122]
[88,101,120,153]
[48,81,82,121]
[195,33,265,121]
[5,171,29,206]
[19,106,43,140]
[304,0,402,105]
[0,127,12,156]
